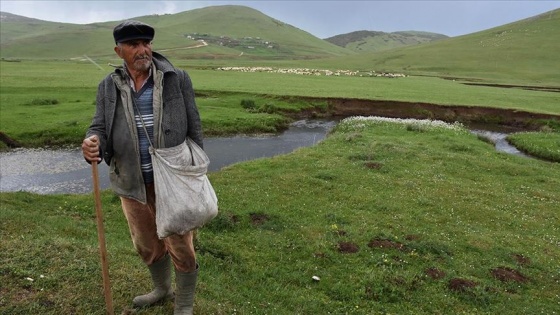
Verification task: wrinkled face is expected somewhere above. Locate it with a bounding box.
[115,39,152,72]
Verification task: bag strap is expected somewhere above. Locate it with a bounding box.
[133,71,191,151]
[131,95,155,149]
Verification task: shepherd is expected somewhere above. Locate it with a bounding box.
[82,20,203,314]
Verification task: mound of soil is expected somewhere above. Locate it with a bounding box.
[448,278,477,292]
[368,238,406,251]
[249,213,269,225]
[491,267,528,283]
[338,241,359,253]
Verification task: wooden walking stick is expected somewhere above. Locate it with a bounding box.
[92,160,114,315]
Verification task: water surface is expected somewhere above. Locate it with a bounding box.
[0,120,335,194]
[0,120,529,195]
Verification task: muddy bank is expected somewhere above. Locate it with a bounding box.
[461,83,560,93]
[292,97,560,131]
[2,96,558,150]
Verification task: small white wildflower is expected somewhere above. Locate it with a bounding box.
[341,116,465,132]
[312,276,321,281]
[25,277,34,282]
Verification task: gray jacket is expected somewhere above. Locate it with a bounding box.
[86,52,203,203]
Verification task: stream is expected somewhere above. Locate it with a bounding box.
[0,119,527,195]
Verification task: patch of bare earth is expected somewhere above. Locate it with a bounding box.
[329,98,559,130]
[425,267,446,280]
[367,238,406,251]
[364,162,383,170]
[288,96,560,131]
[448,278,477,292]
[249,213,269,225]
[337,241,359,253]
[491,267,529,283]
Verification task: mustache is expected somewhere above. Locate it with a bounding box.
[135,55,151,61]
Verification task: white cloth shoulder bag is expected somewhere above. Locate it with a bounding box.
[134,102,218,239]
[150,138,218,238]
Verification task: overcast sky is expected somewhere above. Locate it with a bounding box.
[1,1,559,38]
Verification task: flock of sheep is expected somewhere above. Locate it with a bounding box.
[216,66,407,78]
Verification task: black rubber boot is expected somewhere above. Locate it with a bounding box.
[133,254,174,307]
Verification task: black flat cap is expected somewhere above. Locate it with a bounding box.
[113,20,155,43]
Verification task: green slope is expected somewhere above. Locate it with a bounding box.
[325,30,448,52]
[0,12,69,44]
[2,7,559,86]
[0,5,352,60]
[316,9,560,86]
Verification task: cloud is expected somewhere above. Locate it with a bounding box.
[1,1,559,37]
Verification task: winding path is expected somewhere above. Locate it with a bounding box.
[157,40,208,52]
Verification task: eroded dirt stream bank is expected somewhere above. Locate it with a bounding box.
[296,97,560,131]
[1,98,557,194]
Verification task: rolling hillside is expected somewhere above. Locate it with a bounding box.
[1,6,559,86]
[0,5,353,60]
[325,30,448,52]
[314,8,560,86]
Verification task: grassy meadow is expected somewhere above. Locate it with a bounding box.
[1,59,560,151]
[1,118,559,314]
[314,9,560,87]
[1,58,560,315]
[1,6,560,314]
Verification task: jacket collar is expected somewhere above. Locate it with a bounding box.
[151,51,176,74]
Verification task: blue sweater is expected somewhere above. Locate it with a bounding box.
[134,78,155,183]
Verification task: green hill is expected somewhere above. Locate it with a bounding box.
[316,9,560,86]
[0,5,353,61]
[2,6,559,86]
[325,30,448,52]
[0,12,68,44]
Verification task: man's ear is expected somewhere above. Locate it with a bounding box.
[114,45,122,58]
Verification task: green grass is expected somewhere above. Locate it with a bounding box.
[0,6,351,60]
[508,131,560,162]
[3,6,559,88]
[2,118,559,314]
[197,93,297,136]
[1,7,559,314]
[326,30,448,53]
[0,61,330,148]
[1,59,559,150]
[0,61,102,148]
[187,69,560,115]
[311,9,560,86]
